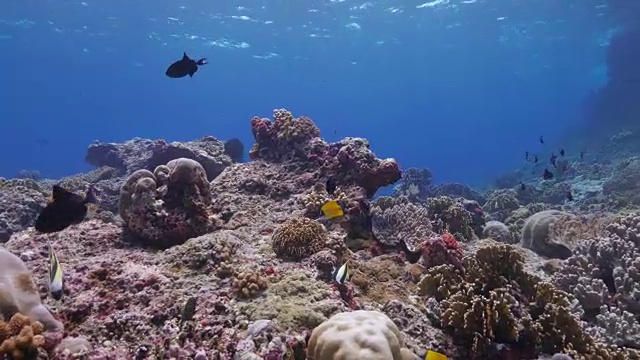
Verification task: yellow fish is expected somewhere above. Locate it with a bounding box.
[321,200,344,220]
[425,350,447,360]
[48,245,64,300]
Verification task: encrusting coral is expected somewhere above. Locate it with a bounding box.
[118,157,214,248]
[307,310,415,360]
[0,248,63,332]
[271,217,328,261]
[0,313,46,359]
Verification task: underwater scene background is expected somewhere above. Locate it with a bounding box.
[1,0,640,359]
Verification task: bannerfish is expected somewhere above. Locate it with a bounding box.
[48,245,64,300]
[165,52,208,78]
[35,185,99,233]
[425,350,448,360]
[333,261,351,285]
[543,168,553,180]
[321,200,344,220]
[326,177,337,195]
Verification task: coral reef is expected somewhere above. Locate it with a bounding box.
[307,310,415,360]
[370,196,434,251]
[3,107,640,359]
[520,210,576,259]
[0,313,46,358]
[271,217,327,261]
[118,158,214,248]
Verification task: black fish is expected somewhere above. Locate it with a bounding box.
[520,182,526,191]
[179,297,198,330]
[224,138,245,163]
[550,153,557,168]
[326,178,336,195]
[35,185,98,233]
[539,135,544,144]
[580,151,585,161]
[165,52,208,78]
[566,191,574,201]
[559,148,565,156]
[542,168,553,180]
[534,154,539,163]
[525,151,529,161]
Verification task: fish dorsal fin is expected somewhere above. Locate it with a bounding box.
[52,184,74,202]
[183,52,189,60]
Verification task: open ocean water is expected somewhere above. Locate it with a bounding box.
[1,0,635,188]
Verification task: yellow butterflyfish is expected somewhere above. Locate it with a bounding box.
[48,244,64,300]
[321,200,344,220]
[425,350,447,360]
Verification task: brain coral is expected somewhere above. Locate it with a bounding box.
[307,310,415,360]
[482,220,513,244]
[271,218,327,261]
[0,248,63,332]
[520,210,575,259]
[118,157,214,248]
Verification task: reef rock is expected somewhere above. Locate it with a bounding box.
[86,136,233,181]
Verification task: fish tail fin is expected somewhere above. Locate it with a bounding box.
[84,186,99,204]
[197,58,208,65]
[183,52,189,60]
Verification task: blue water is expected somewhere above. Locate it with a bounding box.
[0,0,620,187]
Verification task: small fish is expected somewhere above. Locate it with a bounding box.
[580,150,585,161]
[326,178,337,195]
[179,297,198,330]
[543,168,553,180]
[35,185,99,233]
[534,154,539,163]
[48,245,64,300]
[519,182,526,191]
[550,153,558,168]
[525,151,529,161]
[566,191,574,202]
[333,261,351,285]
[321,200,344,220]
[539,135,544,144]
[165,52,208,78]
[559,148,565,156]
[426,350,448,360]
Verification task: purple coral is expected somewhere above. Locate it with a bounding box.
[118,157,214,248]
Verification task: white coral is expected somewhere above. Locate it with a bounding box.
[307,310,413,360]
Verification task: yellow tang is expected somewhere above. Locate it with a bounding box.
[425,350,447,360]
[321,200,344,220]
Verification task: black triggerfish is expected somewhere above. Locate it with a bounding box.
[165,52,207,78]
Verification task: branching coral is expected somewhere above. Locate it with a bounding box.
[232,271,268,299]
[553,213,640,351]
[417,241,628,359]
[370,196,434,251]
[271,218,327,261]
[425,196,476,241]
[483,189,520,217]
[0,313,46,359]
[118,157,214,248]
[307,310,415,360]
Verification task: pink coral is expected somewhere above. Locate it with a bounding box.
[420,232,464,272]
